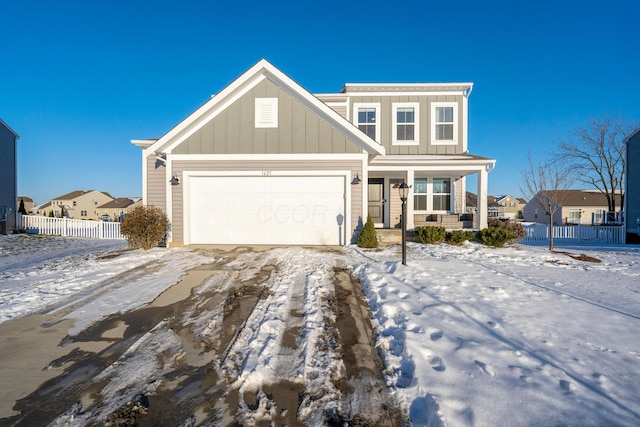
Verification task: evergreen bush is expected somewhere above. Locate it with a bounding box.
[357,213,379,248]
[476,227,516,248]
[120,205,169,250]
[487,219,526,243]
[445,230,476,245]
[415,225,446,244]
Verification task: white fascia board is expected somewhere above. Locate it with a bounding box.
[182,169,352,178]
[132,139,156,149]
[341,90,470,97]
[367,165,492,172]
[169,153,368,162]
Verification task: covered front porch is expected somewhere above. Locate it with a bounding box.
[364,154,496,231]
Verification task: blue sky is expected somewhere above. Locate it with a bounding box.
[2,0,639,205]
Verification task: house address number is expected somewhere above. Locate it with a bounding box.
[261,171,272,176]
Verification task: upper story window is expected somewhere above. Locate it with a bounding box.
[393,103,419,145]
[431,102,458,145]
[354,103,380,142]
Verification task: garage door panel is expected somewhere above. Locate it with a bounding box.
[188,175,346,245]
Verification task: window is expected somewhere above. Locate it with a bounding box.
[81,210,87,217]
[568,209,582,224]
[354,103,380,142]
[432,178,451,211]
[414,178,428,210]
[255,98,278,128]
[393,103,419,145]
[431,102,457,144]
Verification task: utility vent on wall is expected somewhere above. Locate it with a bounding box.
[255,98,278,128]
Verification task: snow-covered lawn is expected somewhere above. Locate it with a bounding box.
[1,234,639,426]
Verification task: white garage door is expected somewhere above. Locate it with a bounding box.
[187,175,346,245]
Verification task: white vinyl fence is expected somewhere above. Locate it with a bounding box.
[522,224,624,244]
[21,215,125,240]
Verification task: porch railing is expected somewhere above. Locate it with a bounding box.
[21,215,125,240]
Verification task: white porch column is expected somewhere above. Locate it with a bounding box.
[477,168,488,229]
[406,169,415,229]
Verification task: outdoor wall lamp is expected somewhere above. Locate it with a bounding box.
[399,181,410,266]
[169,175,180,185]
[352,173,361,185]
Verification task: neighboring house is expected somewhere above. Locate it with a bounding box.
[523,190,623,225]
[465,192,505,220]
[516,197,527,219]
[494,195,522,220]
[132,59,495,246]
[625,128,640,243]
[34,190,114,220]
[97,198,140,221]
[18,196,34,213]
[0,119,19,234]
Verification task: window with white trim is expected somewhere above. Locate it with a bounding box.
[81,210,87,217]
[393,103,419,145]
[354,103,380,142]
[432,178,451,211]
[414,178,428,210]
[431,102,458,144]
[255,98,278,128]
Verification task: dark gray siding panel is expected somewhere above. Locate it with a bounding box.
[173,79,361,155]
[627,132,640,237]
[0,124,17,231]
[170,159,363,245]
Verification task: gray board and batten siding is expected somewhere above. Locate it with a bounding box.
[173,79,362,156]
[347,94,465,155]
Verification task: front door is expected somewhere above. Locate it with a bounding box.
[368,178,385,226]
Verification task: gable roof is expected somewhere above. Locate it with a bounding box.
[53,190,113,201]
[142,59,385,156]
[97,198,135,209]
[533,190,622,207]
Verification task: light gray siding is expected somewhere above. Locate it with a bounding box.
[173,79,361,155]
[0,123,17,232]
[146,156,167,212]
[169,159,363,244]
[348,94,465,155]
[626,131,640,238]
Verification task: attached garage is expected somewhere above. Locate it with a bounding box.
[184,173,348,245]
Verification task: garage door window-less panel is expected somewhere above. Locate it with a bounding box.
[186,175,347,245]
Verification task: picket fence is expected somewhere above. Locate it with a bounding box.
[522,224,624,244]
[21,215,125,240]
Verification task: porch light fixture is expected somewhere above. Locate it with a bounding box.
[352,173,361,185]
[399,181,410,266]
[169,174,180,185]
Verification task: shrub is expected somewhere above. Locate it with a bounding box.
[358,213,379,248]
[476,227,516,248]
[120,205,169,250]
[445,230,476,245]
[415,225,446,244]
[487,219,526,243]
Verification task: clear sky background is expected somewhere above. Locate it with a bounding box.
[2,0,639,205]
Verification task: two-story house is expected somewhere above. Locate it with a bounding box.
[494,195,522,220]
[133,60,495,246]
[35,190,114,220]
[0,119,20,234]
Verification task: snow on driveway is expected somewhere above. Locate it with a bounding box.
[1,234,640,426]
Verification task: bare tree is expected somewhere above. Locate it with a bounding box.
[555,114,634,214]
[520,153,574,251]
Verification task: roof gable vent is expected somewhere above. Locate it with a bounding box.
[255,98,278,128]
